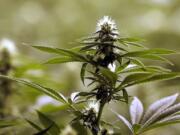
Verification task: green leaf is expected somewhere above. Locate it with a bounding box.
[129,73,180,87]
[99,67,118,85]
[26,119,45,133]
[0,75,68,104]
[141,120,180,134]
[80,44,97,51]
[118,37,145,43]
[37,111,60,135]
[69,45,85,52]
[122,89,129,103]
[118,37,146,48]
[32,46,88,62]
[44,56,81,64]
[0,120,18,129]
[112,110,134,134]
[119,73,153,88]
[116,61,130,73]
[129,58,145,67]
[140,54,174,65]
[119,72,180,89]
[123,49,176,57]
[119,66,171,74]
[80,63,88,85]
[35,124,53,135]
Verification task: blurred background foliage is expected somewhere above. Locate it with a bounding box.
[0,0,180,134]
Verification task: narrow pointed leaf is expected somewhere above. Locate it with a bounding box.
[80,63,88,85]
[35,124,53,135]
[0,75,68,104]
[32,46,87,62]
[44,57,81,64]
[37,111,60,135]
[142,100,180,130]
[140,54,174,65]
[123,48,176,57]
[116,61,130,73]
[130,97,144,125]
[119,73,153,88]
[141,119,180,133]
[26,119,45,133]
[119,66,170,74]
[141,93,179,124]
[129,58,145,67]
[118,37,145,43]
[130,73,180,87]
[112,110,134,133]
[158,115,180,123]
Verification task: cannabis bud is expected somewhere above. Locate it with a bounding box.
[96,16,119,42]
[81,101,100,134]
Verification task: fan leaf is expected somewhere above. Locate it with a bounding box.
[141,93,179,124]
[0,75,68,104]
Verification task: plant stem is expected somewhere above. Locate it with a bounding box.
[97,102,105,125]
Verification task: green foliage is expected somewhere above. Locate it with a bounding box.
[36,111,60,135]
[26,111,61,135]
[114,94,180,135]
[0,16,179,135]
[0,75,68,104]
[0,120,18,129]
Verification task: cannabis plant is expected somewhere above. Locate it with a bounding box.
[0,16,180,135]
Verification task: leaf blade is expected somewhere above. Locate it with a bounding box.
[130,97,144,125]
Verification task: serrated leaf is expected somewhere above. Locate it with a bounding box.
[32,46,88,62]
[119,66,171,74]
[44,56,81,64]
[119,73,153,88]
[80,63,88,85]
[112,110,133,134]
[0,75,68,104]
[37,111,60,135]
[130,97,144,125]
[140,54,174,65]
[141,93,179,124]
[141,97,180,130]
[130,73,180,87]
[123,48,176,57]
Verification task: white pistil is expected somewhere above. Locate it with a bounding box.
[96,16,119,37]
[86,100,99,113]
[108,63,116,72]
